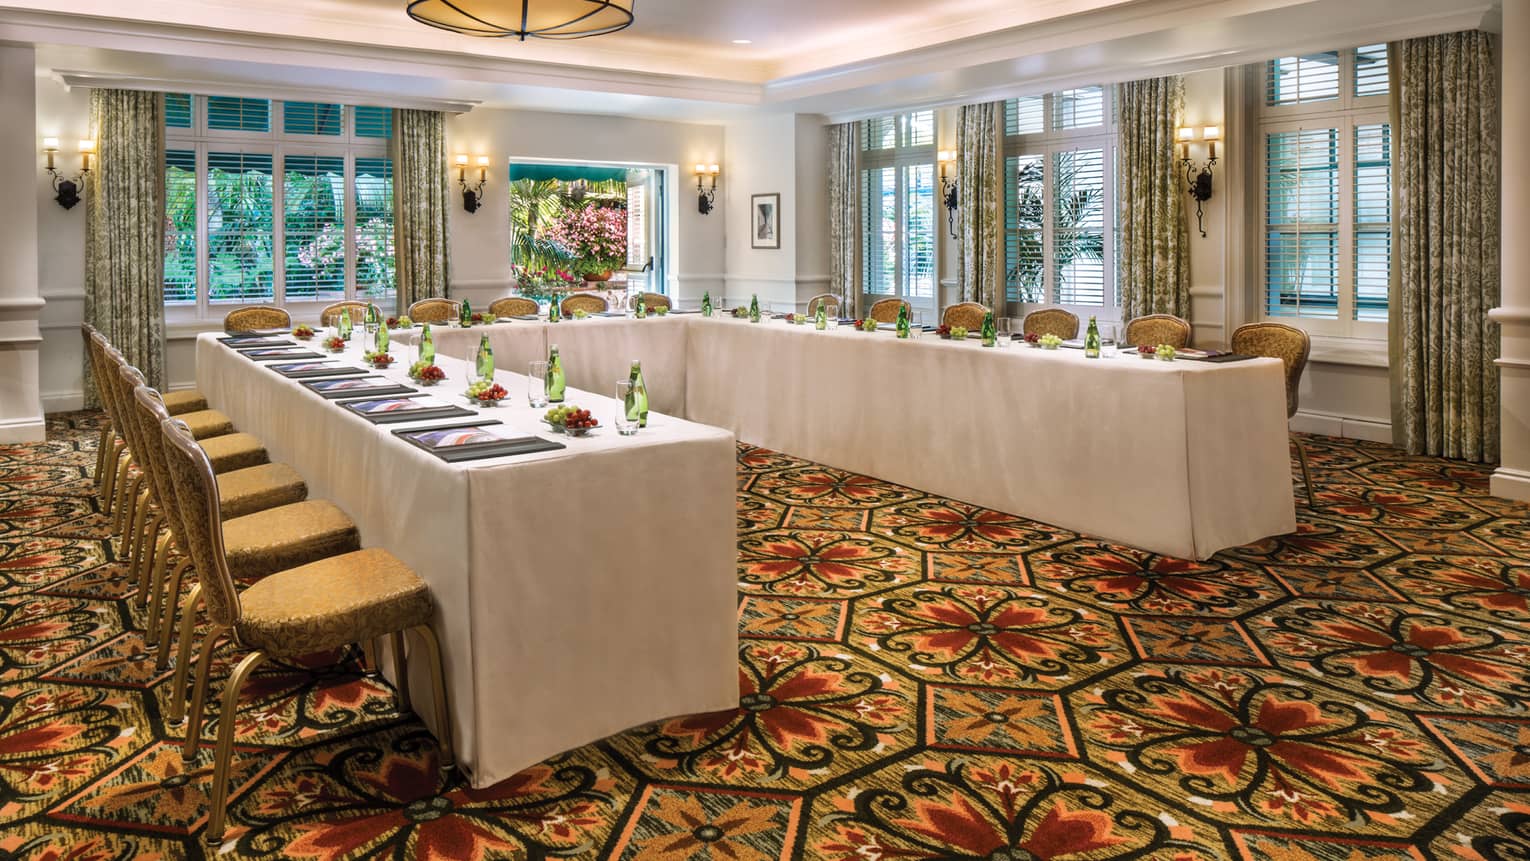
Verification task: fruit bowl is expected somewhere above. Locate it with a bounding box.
[364,351,395,368]
[1039,334,1063,350]
[466,381,507,406]
[1024,332,1041,347]
[936,324,952,339]
[324,336,346,353]
[949,326,969,340]
[292,325,315,340]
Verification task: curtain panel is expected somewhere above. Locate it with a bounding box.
[956,102,1003,310]
[393,109,452,307]
[1115,76,1190,322]
[826,122,858,316]
[1395,31,1500,463]
[84,89,166,405]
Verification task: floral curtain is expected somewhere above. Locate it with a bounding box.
[1115,76,1189,322]
[827,122,858,316]
[1395,31,1500,463]
[956,102,1002,309]
[393,109,452,306]
[84,89,165,405]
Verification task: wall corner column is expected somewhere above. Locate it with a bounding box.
[0,44,44,443]
[1493,0,1530,501]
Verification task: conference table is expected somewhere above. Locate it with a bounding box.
[195,333,739,789]
[396,313,1297,559]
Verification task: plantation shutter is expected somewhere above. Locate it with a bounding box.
[206,151,275,303]
[1266,52,1341,106]
[862,166,897,295]
[354,157,395,301]
[1354,45,1390,97]
[1004,153,1045,303]
[1263,128,1339,319]
[165,93,192,129]
[164,149,197,303]
[354,106,394,139]
[283,155,346,300]
[1053,147,1106,305]
[206,97,271,132]
[1353,122,1392,321]
[283,102,344,136]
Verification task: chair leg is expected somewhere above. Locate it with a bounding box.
[154,559,193,667]
[166,585,204,725]
[1293,436,1317,507]
[129,509,160,606]
[125,491,149,574]
[100,439,125,514]
[203,650,267,848]
[410,624,455,772]
[181,621,227,760]
[94,426,114,496]
[134,515,164,601]
[111,464,136,538]
[139,530,172,614]
[390,631,410,713]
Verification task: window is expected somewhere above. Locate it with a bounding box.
[163,95,395,317]
[1256,45,1390,336]
[1003,86,1117,313]
[860,110,936,305]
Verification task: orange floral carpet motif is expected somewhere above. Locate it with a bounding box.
[1,411,1529,859]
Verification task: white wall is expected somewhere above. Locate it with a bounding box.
[446,107,725,310]
[36,74,91,412]
[0,45,44,440]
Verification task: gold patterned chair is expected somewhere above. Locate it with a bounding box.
[560,293,610,316]
[942,302,991,331]
[1124,314,1192,349]
[1231,321,1316,506]
[408,297,459,324]
[488,296,540,318]
[223,305,291,333]
[867,297,910,324]
[159,416,453,848]
[806,293,841,318]
[1022,308,1080,340]
[320,301,381,327]
[628,291,672,312]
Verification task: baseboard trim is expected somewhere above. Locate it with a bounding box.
[43,391,86,414]
[0,414,46,443]
[1490,467,1530,503]
[1291,411,1392,444]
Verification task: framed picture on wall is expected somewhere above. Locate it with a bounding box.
[750,193,781,249]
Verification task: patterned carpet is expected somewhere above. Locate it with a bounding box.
[2,412,1529,859]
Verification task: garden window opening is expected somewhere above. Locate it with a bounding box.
[860,110,937,310]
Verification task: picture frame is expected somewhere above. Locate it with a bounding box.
[750,193,781,249]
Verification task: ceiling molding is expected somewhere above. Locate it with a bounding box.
[52,69,482,112]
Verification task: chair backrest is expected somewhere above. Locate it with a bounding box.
[941,302,990,331]
[131,383,189,552]
[806,293,840,318]
[92,335,129,440]
[1123,314,1192,349]
[224,305,291,334]
[159,416,241,628]
[867,297,910,324]
[560,293,609,315]
[488,296,539,318]
[1022,308,1080,339]
[628,292,671,311]
[408,298,459,323]
[1230,322,1310,419]
[83,328,117,423]
[320,301,380,327]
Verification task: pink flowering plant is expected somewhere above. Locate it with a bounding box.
[545,205,627,277]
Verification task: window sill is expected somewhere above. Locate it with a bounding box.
[1307,334,1388,368]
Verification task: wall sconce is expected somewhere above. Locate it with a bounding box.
[43,137,93,210]
[1177,125,1219,238]
[694,163,719,215]
[938,150,959,239]
[456,154,489,214]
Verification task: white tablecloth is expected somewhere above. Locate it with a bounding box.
[195,334,739,788]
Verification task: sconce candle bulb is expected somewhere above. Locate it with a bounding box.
[1177,126,1218,238]
[42,137,91,210]
[694,162,720,215]
[456,153,488,214]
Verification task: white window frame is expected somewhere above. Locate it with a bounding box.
[859,112,939,312]
[1002,88,1119,324]
[165,97,393,324]
[1253,48,1390,341]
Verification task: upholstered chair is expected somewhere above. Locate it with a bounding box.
[408,298,459,323]
[628,291,672,311]
[320,300,381,327]
[1230,321,1316,506]
[1124,314,1192,349]
[223,305,292,333]
[1022,308,1080,340]
[805,293,841,318]
[560,293,610,316]
[867,297,911,324]
[941,302,991,331]
[159,416,453,847]
[488,296,540,318]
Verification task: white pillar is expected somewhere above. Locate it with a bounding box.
[0,44,44,443]
[1494,0,1530,501]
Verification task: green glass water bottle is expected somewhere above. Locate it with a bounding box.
[749,294,761,323]
[981,312,997,347]
[626,360,649,428]
[896,302,911,339]
[1084,315,1101,358]
[459,299,472,327]
[419,323,435,365]
[815,304,827,330]
[548,298,561,323]
[636,296,647,319]
[702,291,713,317]
[375,319,390,353]
[546,344,566,403]
[475,334,494,381]
[337,308,353,341]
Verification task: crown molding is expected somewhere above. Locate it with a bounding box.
[52,70,481,113]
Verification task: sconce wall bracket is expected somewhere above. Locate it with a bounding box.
[941,180,959,239]
[1182,158,1216,238]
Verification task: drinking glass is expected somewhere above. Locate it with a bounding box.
[996,318,1012,348]
[528,361,548,407]
[1100,323,1118,359]
[615,381,639,435]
